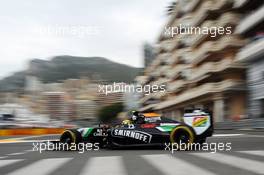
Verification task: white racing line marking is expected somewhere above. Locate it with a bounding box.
[0,159,23,168]
[24,149,34,152]
[189,152,264,174]
[0,151,262,174]
[142,154,215,175]
[3,149,36,158]
[7,152,27,156]
[79,156,127,175]
[6,158,72,175]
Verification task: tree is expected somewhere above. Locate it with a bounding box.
[98,102,124,123]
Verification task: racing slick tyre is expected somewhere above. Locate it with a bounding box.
[60,129,82,150]
[170,125,195,151]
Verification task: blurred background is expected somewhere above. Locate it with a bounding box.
[0,0,263,131]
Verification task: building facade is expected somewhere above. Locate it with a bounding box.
[138,0,264,122]
[236,1,264,118]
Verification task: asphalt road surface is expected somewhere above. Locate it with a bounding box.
[0,130,263,175]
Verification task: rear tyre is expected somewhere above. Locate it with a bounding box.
[170,125,195,151]
[60,129,82,150]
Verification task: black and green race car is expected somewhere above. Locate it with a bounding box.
[59,109,213,149]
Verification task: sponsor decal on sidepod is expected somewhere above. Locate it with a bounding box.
[113,129,152,143]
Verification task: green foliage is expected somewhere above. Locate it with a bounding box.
[98,102,124,123]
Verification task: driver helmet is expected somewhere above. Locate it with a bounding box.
[122,119,132,125]
[131,111,146,124]
[131,111,139,121]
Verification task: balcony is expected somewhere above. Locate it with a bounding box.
[159,40,175,52]
[211,0,234,11]
[178,46,192,58]
[189,12,240,48]
[181,0,201,13]
[191,41,214,64]
[135,76,148,85]
[167,80,186,93]
[169,36,180,51]
[189,20,215,47]
[233,0,248,8]
[151,78,169,86]
[191,35,246,65]
[155,80,245,110]
[149,69,160,78]
[235,4,264,34]
[218,12,240,27]
[189,0,234,27]
[167,65,187,79]
[191,1,213,26]
[160,65,171,77]
[179,14,193,27]
[190,59,245,82]
[236,38,264,62]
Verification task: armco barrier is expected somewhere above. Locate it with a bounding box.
[0,128,66,136]
[215,118,264,130]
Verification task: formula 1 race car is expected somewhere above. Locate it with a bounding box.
[59,109,213,149]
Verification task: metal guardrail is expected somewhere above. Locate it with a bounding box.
[214,119,264,130]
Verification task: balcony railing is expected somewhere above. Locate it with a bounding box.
[190,58,245,82]
[191,0,213,26]
[236,38,264,62]
[167,65,187,79]
[191,35,246,65]
[160,65,171,77]
[191,41,214,64]
[189,0,234,27]
[191,59,231,80]
[189,12,240,48]
[135,76,148,85]
[211,0,234,11]
[167,80,186,93]
[160,40,175,52]
[189,20,215,47]
[235,4,264,34]
[155,79,245,110]
[181,0,201,13]
[233,0,248,9]
[218,12,240,27]
[180,47,191,58]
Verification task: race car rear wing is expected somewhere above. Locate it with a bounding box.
[183,109,213,136]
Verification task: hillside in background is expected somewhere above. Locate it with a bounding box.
[0,56,143,92]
